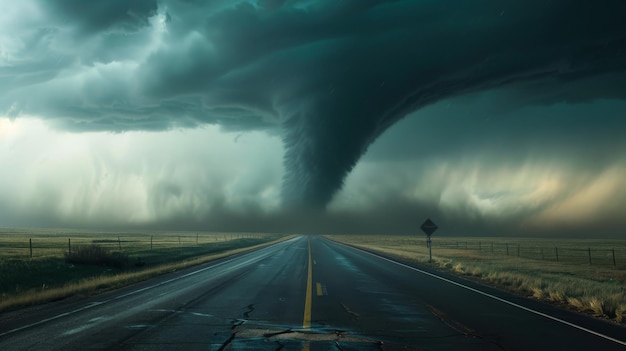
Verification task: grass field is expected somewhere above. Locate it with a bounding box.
[326,235,626,324]
[0,228,289,312]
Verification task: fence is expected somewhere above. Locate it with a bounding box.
[433,240,624,267]
[0,232,271,260]
[354,236,626,268]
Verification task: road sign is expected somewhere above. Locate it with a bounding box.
[421,218,438,236]
[421,218,438,264]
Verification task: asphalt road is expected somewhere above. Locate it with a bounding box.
[0,235,624,350]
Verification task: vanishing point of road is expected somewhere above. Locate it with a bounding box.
[0,236,624,350]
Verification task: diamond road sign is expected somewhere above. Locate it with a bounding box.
[420,218,438,236]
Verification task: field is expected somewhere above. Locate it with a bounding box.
[326,235,626,324]
[0,228,289,312]
[3,230,624,324]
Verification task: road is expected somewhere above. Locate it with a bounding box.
[0,235,624,350]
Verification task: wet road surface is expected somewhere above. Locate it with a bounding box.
[0,235,625,350]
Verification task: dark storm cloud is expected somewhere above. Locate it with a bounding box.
[42,0,158,34]
[365,93,626,163]
[2,0,626,209]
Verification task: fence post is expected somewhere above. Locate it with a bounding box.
[151,235,153,250]
[178,236,181,245]
[118,236,122,250]
[506,243,509,256]
[29,238,33,258]
[588,248,592,265]
[555,247,559,262]
[68,238,71,254]
[613,249,616,267]
[196,233,199,245]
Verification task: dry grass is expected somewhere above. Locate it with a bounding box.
[326,234,626,324]
[0,231,292,312]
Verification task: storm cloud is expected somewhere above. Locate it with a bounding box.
[2,0,626,234]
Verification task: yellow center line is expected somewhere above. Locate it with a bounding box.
[303,237,313,329]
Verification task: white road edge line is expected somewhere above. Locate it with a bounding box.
[343,242,626,347]
[1,262,235,339]
[0,238,298,339]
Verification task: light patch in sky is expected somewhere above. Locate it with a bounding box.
[330,97,626,236]
[534,165,626,227]
[333,155,626,235]
[0,117,284,228]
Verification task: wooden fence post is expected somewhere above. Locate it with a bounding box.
[613,249,616,267]
[118,236,122,250]
[29,238,33,258]
[68,238,71,254]
[555,247,559,262]
[506,243,509,256]
[151,235,153,250]
[588,248,592,265]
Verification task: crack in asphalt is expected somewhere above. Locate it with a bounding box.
[263,328,294,338]
[216,330,237,351]
[427,304,475,336]
[217,304,255,351]
[243,304,255,319]
[217,319,245,351]
[427,304,508,350]
[340,303,360,320]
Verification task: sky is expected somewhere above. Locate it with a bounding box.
[1,0,626,237]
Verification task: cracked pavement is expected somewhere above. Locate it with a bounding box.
[1,236,625,350]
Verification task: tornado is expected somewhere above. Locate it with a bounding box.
[275,0,626,209]
[2,0,626,212]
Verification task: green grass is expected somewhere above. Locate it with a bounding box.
[0,228,289,312]
[326,235,626,324]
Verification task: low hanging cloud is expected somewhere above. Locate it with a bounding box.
[327,92,626,236]
[2,0,626,214]
[0,119,285,229]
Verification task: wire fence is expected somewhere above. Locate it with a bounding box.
[0,232,271,260]
[434,240,623,267]
[354,236,626,268]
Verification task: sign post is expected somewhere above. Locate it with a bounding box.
[420,218,438,263]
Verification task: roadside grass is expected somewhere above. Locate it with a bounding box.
[65,245,130,268]
[0,229,290,312]
[326,235,626,324]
